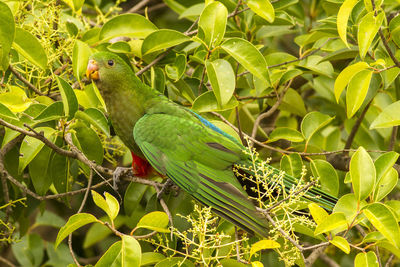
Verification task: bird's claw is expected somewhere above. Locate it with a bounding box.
[113,167,132,190]
[157,179,174,200]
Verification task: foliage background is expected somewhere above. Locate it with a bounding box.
[1,0,400,266]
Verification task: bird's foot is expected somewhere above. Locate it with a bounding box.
[157,179,175,200]
[113,167,133,190]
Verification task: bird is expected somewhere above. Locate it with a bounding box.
[86,51,337,238]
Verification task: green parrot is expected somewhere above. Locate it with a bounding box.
[86,51,337,238]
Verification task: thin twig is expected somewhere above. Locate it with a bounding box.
[8,65,44,96]
[135,47,173,76]
[127,0,150,13]
[251,80,292,138]
[304,245,328,267]
[0,256,16,267]
[385,254,395,267]
[389,126,398,151]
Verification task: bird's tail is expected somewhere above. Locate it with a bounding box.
[235,159,338,211]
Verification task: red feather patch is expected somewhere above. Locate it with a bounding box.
[131,151,151,177]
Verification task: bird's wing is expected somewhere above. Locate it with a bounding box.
[133,113,269,237]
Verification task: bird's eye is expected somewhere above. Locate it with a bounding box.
[108,60,114,66]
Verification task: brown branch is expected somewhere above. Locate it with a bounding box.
[320,253,340,267]
[8,65,44,96]
[304,245,328,267]
[133,231,157,239]
[344,98,373,155]
[0,256,16,267]
[135,47,173,77]
[127,0,150,13]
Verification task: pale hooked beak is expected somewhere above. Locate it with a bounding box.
[86,59,99,80]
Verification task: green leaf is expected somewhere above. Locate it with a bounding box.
[373,152,399,201]
[354,251,379,267]
[337,0,359,47]
[155,257,195,267]
[358,11,384,59]
[107,41,131,53]
[19,127,56,173]
[0,1,15,70]
[334,62,370,102]
[250,240,280,257]
[350,147,376,201]
[346,69,373,118]
[95,241,122,267]
[206,59,235,107]
[141,252,166,266]
[280,153,302,178]
[99,14,157,41]
[370,100,400,128]
[34,101,64,123]
[300,111,333,142]
[198,1,227,47]
[308,203,329,225]
[330,236,350,254]
[221,38,270,83]
[12,233,44,267]
[0,102,18,120]
[92,190,119,222]
[35,210,65,228]
[73,122,103,164]
[141,29,190,55]
[247,0,275,23]
[136,211,170,233]
[29,146,52,195]
[13,28,47,70]
[314,212,347,236]
[55,213,98,248]
[73,40,92,82]
[280,88,307,116]
[75,108,110,137]
[0,86,32,113]
[363,203,400,249]
[192,91,238,113]
[267,127,304,143]
[389,15,400,47]
[333,193,364,224]
[310,160,339,197]
[57,76,78,120]
[165,54,186,82]
[51,153,69,194]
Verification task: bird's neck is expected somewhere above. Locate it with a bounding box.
[96,75,158,153]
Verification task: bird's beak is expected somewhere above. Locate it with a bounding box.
[86,59,99,81]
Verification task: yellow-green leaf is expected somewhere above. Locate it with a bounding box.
[308,203,329,225]
[330,236,350,254]
[346,69,373,118]
[247,0,275,23]
[334,62,370,102]
[337,0,359,47]
[358,11,384,59]
[314,212,347,236]
[350,147,376,201]
[250,240,280,257]
[354,251,379,267]
[136,211,170,233]
[13,28,48,70]
[206,59,235,107]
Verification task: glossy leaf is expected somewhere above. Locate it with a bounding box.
[141,252,166,266]
[75,108,110,137]
[334,62,370,102]
[0,102,18,120]
[389,15,400,47]
[206,59,235,107]
[142,29,190,55]
[136,211,170,233]
[95,241,122,267]
[0,86,32,113]
[363,203,400,248]
[55,213,98,248]
[370,100,400,128]
[19,127,56,173]
[311,160,339,196]
[350,147,375,201]
[301,111,333,142]
[73,40,91,82]
[354,251,378,267]
[314,212,347,236]
[267,127,304,143]
[192,91,238,113]
[280,153,302,178]
[308,203,329,225]
[373,152,399,201]
[358,11,384,59]
[34,101,64,123]
[198,1,227,47]
[57,76,78,120]
[346,69,373,118]
[13,28,47,70]
[96,235,141,267]
[250,240,280,257]
[29,146,52,195]
[99,14,157,41]
[0,2,15,70]
[330,236,350,254]
[247,0,275,23]
[51,153,69,194]
[337,0,359,47]
[73,123,103,164]
[91,191,119,222]
[83,216,126,249]
[221,38,270,83]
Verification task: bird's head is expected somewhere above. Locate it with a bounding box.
[86,51,133,89]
